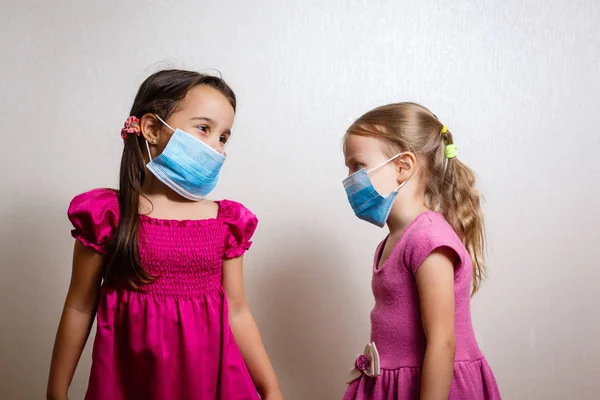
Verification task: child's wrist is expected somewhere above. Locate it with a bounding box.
[46,392,68,400]
[46,384,69,400]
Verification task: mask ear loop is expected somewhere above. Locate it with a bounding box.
[154,114,176,132]
[367,152,404,174]
[145,114,176,161]
[393,180,408,193]
[145,141,153,161]
[367,152,410,195]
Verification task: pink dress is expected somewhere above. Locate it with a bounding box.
[343,212,501,400]
[68,188,260,400]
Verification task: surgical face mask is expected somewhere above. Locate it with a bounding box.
[342,154,407,228]
[145,115,225,200]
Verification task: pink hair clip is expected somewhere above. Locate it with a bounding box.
[121,116,141,139]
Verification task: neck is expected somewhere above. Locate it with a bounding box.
[141,169,197,203]
[386,195,430,234]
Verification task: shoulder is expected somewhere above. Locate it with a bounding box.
[402,212,466,274]
[69,188,119,216]
[407,213,462,245]
[216,199,257,226]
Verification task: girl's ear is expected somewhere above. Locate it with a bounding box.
[394,152,417,184]
[140,114,161,144]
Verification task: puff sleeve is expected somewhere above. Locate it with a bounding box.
[67,188,119,255]
[217,200,258,259]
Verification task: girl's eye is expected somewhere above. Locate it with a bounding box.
[219,135,228,144]
[353,163,363,170]
[197,125,208,133]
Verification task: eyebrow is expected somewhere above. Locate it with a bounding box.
[344,155,357,167]
[191,117,214,123]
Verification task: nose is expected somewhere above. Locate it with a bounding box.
[211,142,225,155]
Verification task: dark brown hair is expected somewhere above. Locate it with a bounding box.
[105,69,236,289]
[346,102,486,294]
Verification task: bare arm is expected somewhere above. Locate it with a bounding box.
[47,241,104,400]
[222,256,282,399]
[416,248,457,400]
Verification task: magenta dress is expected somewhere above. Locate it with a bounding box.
[68,188,260,400]
[343,212,501,400]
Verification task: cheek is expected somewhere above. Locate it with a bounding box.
[160,131,174,148]
[370,167,397,195]
[200,136,225,155]
[187,131,206,142]
[152,140,169,158]
[186,132,222,153]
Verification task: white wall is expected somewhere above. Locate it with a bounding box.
[1,0,599,399]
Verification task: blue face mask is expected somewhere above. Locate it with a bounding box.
[343,154,407,228]
[145,115,225,201]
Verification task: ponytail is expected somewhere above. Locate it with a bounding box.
[105,135,156,289]
[441,155,486,295]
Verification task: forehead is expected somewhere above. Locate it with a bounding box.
[177,85,235,122]
[344,134,386,159]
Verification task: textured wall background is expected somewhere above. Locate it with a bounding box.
[1,1,599,398]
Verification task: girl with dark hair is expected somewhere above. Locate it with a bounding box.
[47,70,282,400]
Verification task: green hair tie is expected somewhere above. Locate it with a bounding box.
[445,144,458,159]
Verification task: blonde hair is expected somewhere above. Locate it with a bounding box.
[346,102,486,294]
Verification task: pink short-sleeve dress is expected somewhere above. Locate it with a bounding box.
[343,212,501,400]
[67,188,260,400]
